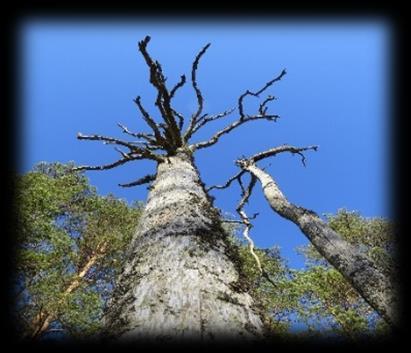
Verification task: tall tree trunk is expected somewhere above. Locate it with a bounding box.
[243,163,397,326]
[104,151,266,342]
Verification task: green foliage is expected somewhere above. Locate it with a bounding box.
[289,209,396,338]
[232,209,395,339]
[14,162,143,340]
[227,234,294,334]
[15,166,394,341]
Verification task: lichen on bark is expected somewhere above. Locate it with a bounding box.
[104,151,267,342]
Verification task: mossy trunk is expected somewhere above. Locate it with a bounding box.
[104,151,265,342]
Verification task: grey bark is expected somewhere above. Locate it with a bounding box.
[104,151,266,342]
[243,163,397,326]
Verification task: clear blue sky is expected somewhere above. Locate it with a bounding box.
[20,18,391,269]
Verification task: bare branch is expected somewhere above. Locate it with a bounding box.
[138,36,181,147]
[114,147,132,159]
[187,69,284,148]
[221,219,244,225]
[117,123,142,139]
[170,74,186,99]
[77,132,164,163]
[171,108,185,131]
[235,175,263,274]
[259,95,276,115]
[119,174,156,188]
[238,172,246,195]
[72,156,139,171]
[117,123,157,145]
[190,107,236,137]
[233,176,278,288]
[133,97,164,142]
[183,43,211,141]
[239,69,286,119]
[207,170,245,192]
[77,133,139,151]
[191,43,211,120]
[240,144,319,167]
[190,114,279,151]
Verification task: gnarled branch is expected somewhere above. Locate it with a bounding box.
[77,132,138,151]
[207,170,245,192]
[171,108,185,131]
[238,69,286,119]
[117,123,157,145]
[138,36,181,148]
[183,43,211,141]
[170,74,186,99]
[191,43,211,121]
[190,114,279,151]
[72,156,139,172]
[259,95,276,115]
[235,175,276,288]
[189,69,285,150]
[76,132,164,163]
[239,144,319,167]
[133,96,168,150]
[190,107,236,138]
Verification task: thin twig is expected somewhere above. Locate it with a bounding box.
[236,175,263,273]
[207,170,245,191]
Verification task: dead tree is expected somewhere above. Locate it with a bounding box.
[210,145,398,327]
[74,36,285,342]
[76,36,396,341]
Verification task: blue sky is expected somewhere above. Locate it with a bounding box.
[20,18,391,269]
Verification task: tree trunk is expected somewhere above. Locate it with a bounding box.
[104,151,266,342]
[244,163,397,326]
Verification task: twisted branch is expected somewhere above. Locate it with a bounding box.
[183,43,211,141]
[243,144,319,166]
[236,175,263,275]
[138,36,182,148]
[76,133,164,163]
[73,156,140,171]
[191,43,211,121]
[190,114,279,151]
[117,123,157,145]
[133,96,168,149]
[190,107,236,137]
[170,74,186,99]
[238,69,286,119]
[259,96,276,115]
[171,109,185,131]
[207,170,245,192]
[189,69,285,150]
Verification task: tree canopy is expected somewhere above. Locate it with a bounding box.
[13,162,143,340]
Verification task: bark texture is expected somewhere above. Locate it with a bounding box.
[244,163,397,326]
[104,151,265,342]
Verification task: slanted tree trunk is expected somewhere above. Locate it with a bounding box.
[242,162,397,326]
[104,151,265,342]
